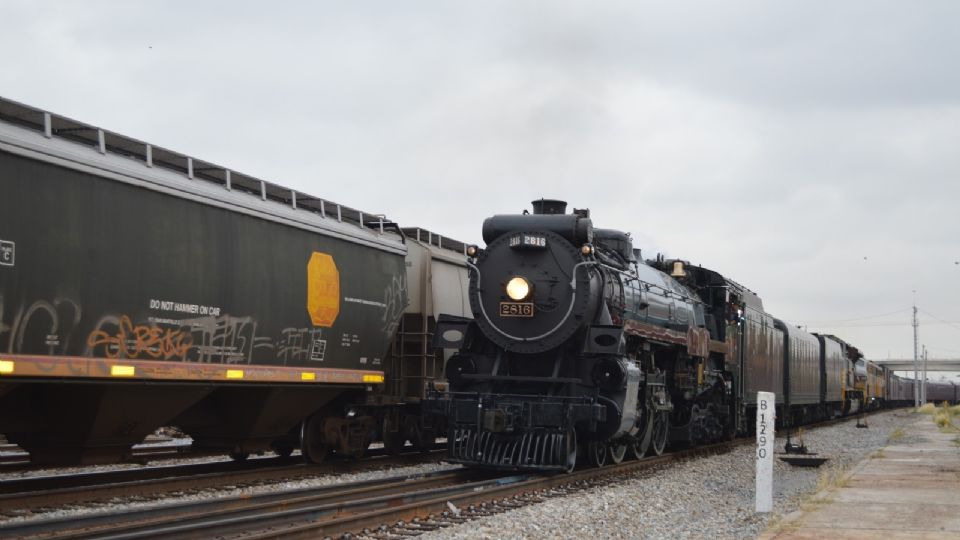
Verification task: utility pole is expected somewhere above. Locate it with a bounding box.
[922,346,928,405]
[912,295,919,408]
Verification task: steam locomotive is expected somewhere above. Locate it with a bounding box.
[425,199,946,472]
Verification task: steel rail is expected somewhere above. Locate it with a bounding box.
[0,448,444,511]
[0,467,486,539]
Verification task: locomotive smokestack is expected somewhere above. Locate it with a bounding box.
[531,199,567,215]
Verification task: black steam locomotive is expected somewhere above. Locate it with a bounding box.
[425,199,886,472]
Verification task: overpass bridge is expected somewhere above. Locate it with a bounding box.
[872,359,960,372]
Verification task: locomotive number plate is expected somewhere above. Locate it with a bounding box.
[509,234,547,250]
[500,302,534,317]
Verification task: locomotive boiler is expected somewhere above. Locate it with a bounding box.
[426,200,736,471]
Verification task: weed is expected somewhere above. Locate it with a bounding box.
[888,428,904,442]
[931,403,960,432]
[917,403,936,414]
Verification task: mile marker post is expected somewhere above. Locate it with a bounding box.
[755,391,776,512]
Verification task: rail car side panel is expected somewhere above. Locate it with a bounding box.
[0,149,405,374]
[740,310,784,405]
[820,336,845,404]
[779,323,820,406]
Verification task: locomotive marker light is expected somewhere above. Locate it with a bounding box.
[755,391,776,513]
[580,244,593,256]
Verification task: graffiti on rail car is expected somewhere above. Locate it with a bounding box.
[0,296,83,356]
[381,275,408,336]
[0,294,345,366]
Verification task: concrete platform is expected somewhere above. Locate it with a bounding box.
[759,415,960,539]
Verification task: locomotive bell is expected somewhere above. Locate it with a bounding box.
[671,260,687,278]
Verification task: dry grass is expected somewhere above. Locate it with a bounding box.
[931,403,960,432]
[888,428,905,442]
[917,403,937,414]
[814,465,848,492]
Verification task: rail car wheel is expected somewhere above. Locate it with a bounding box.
[562,428,578,474]
[629,409,654,459]
[300,415,330,464]
[272,443,294,459]
[650,411,669,456]
[229,450,249,462]
[382,416,406,455]
[406,417,434,453]
[608,443,628,464]
[587,441,608,468]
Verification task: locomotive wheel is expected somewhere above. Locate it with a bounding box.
[587,441,608,468]
[562,428,578,474]
[650,411,669,456]
[629,409,654,459]
[300,415,330,464]
[608,443,628,464]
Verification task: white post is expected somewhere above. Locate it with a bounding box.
[756,391,776,513]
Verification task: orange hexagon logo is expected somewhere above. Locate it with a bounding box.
[307,252,340,327]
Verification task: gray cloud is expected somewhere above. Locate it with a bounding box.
[2,0,958,368]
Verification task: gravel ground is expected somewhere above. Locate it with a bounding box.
[417,409,913,540]
[0,460,457,525]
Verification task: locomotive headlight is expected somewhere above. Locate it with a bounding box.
[466,245,478,257]
[505,276,531,301]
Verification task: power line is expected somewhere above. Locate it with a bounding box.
[796,307,911,325]
[805,320,960,329]
[918,309,960,334]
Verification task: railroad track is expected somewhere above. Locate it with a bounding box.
[0,447,445,511]
[0,440,737,539]
[0,411,888,539]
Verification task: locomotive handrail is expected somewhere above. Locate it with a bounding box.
[468,260,599,343]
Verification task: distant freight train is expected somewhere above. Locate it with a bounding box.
[0,97,469,465]
[424,200,956,472]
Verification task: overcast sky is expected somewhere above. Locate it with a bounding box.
[3,1,958,371]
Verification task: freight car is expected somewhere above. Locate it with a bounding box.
[885,370,918,407]
[0,97,469,465]
[377,228,471,454]
[424,199,882,472]
[919,379,958,404]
